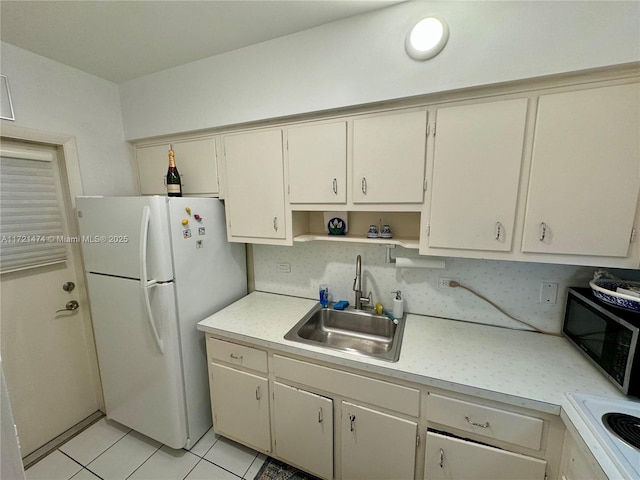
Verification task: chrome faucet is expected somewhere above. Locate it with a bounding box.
[353,254,372,310]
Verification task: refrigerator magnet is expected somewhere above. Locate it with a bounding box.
[198,227,205,236]
[183,229,191,239]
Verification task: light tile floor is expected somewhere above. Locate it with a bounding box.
[25,418,267,480]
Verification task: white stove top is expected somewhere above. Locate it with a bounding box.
[567,393,640,479]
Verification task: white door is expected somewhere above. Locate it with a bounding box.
[273,382,333,480]
[522,83,640,257]
[341,401,417,480]
[352,110,427,204]
[425,431,547,480]
[0,140,101,457]
[209,363,271,452]
[288,121,347,204]
[427,98,528,252]
[85,274,188,449]
[224,129,287,240]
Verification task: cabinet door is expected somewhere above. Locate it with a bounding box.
[425,431,546,480]
[224,129,286,240]
[172,138,218,195]
[341,401,417,480]
[522,83,640,257]
[288,121,347,204]
[273,382,333,480]
[427,99,528,252]
[209,363,270,452]
[353,110,427,203]
[136,143,170,195]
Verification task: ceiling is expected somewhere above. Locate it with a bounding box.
[0,0,401,83]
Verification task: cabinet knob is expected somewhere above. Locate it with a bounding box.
[361,177,367,195]
[318,408,323,423]
[349,413,356,432]
[332,178,338,195]
[255,386,261,401]
[495,222,503,241]
[273,217,278,232]
[439,448,445,469]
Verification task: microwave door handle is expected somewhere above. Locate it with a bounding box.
[139,206,164,354]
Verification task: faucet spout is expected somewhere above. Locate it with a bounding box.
[353,254,371,310]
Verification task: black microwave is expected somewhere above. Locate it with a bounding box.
[563,288,640,396]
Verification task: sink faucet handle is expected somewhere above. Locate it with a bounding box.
[361,291,373,306]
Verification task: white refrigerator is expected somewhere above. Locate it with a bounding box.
[76,196,246,449]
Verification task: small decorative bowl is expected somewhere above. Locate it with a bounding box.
[589,279,640,313]
[327,217,346,235]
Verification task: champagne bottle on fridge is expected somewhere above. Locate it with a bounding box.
[166,149,182,197]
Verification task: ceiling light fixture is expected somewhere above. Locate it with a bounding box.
[405,16,449,61]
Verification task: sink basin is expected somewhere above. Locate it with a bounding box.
[284,305,405,362]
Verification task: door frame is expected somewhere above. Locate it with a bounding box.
[0,124,105,441]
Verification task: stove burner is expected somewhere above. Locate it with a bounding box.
[603,413,640,451]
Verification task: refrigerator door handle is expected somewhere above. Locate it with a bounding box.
[140,205,164,354]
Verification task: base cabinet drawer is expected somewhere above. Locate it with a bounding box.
[425,431,547,480]
[428,393,544,450]
[207,337,268,373]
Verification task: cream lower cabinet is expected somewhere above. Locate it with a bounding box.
[424,431,547,480]
[558,428,607,480]
[209,363,271,453]
[273,382,333,480]
[341,401,417,480]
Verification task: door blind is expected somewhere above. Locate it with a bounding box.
[0,145,67,273]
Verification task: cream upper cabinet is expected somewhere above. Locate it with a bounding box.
[522,83,640,257]
[273,382,333,480]
[425,431,547,480]
[341,401,417,480]
[426,98,528,252]
[223,129,287,241]
[288,121,347,204]
[352,110,427,204]
[135,138,219,196]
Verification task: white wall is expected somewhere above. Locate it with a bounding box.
[0,42,136,196]
[119,0,640,140]
[253,243,625,333]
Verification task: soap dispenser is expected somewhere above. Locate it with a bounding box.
[391,290,404,319]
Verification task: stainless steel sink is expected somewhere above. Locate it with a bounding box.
[284,305,405,362]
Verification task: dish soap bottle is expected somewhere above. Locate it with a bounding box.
[166,149,182,197]
[391,290,404,319]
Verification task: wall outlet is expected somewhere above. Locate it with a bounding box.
[438,277,458,289]
[277,263,291,273]
[539,282,558,304]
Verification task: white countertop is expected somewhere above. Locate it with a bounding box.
[197,291,624,415]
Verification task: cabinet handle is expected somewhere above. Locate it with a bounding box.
[273,217,278,232]
[318,408,323,423]
[349,414,356,432]
[332,178,338,195]
[361,177,367,195]
[465,416,490,428]
[439,448,445,469]
[495,222,503,241]
[539,222,547,241]
[255,386,261,401]
[229,353,243,361]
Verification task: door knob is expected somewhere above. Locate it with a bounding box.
[62,281,75,292]
[56,300,79,313]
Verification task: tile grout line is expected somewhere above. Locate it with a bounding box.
[57,450,105,480]
[123,443,163,480]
